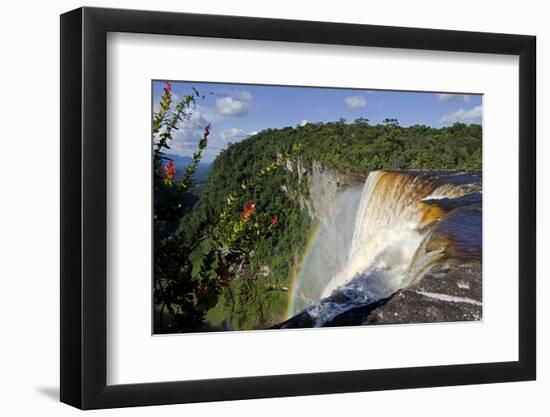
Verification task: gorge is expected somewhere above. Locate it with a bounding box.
[172,121,483,332]
[276,167,482,328]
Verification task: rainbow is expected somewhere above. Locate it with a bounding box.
[283,185,361,320]
[284,219,321,319]
[282,170,460,323]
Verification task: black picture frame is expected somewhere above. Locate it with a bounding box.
[60,6,536,410]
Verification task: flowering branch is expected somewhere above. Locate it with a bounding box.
[178,123,211,194]
[152,81,282,333]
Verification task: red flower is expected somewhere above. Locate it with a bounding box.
[204,123,211,138]
[217,274,233,288]
[240,200,256,221]
[271,215,279,226]
[198,283,209,294]
[162,161,176,181]
[163,82,171,95]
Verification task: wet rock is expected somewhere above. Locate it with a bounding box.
[324,297,391,327]
[271,311,315,329]
[270,168,481,330]
[363,261,482,325]
[271,257,481,329]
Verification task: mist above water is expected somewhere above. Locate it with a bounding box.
[289,170,481,326]
[290,186,362,314]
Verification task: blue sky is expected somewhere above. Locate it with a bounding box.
[153,81,482,162]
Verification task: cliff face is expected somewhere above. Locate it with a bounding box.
[285,158,366,221]
[273,166,483,329]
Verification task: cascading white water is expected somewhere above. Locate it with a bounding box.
[291,170,461,325]
[290,187,362,315]
[423,183,481,200]
[302,171,445,324]
[321,171,440,299]
[288,170,481,326]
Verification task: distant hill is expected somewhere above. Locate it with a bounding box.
[165,153,193,169]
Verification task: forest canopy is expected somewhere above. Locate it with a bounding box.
[153,82,482,334]
[217,119,482,174]
[170,119,481,331]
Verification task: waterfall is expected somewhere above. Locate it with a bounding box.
[289,187,362,315]
[321,171,443,298]
[288,170,481,326]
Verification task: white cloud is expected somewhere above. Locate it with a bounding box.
[194,104,224,124]
[233,90,252,102]
[439,105,483,125]
[300,119,309,126]
[153,103,212,156]
[153,93,218,161]
[165,128,203,156]
[187,108,208,126]
[153,89,255,160]
[345,96,367,108]
[215,90,252,117]
[216,97,249,116]
[436,93,470,103]
[217,89,252,102]
[220,127,246,141]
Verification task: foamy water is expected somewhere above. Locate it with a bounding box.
[288,170,482,326]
